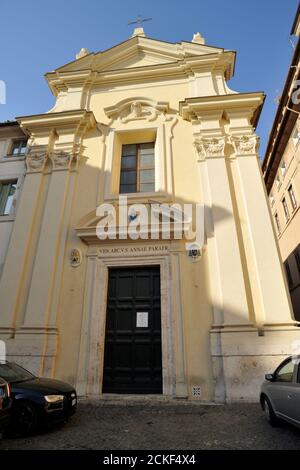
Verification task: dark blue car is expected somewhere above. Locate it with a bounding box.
[0,362,77,436]
[0,378,12,437]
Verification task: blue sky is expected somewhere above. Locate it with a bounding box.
[0,0,298,157]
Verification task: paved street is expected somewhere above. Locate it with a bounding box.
[1,398,300,450]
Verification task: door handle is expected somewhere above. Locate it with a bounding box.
[288,394,293,399]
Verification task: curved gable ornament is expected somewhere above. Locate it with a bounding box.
[104,97,169,123]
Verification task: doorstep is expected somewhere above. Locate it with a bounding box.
[77,394,221,406]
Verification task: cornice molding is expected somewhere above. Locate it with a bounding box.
[22,110,97,173]
[45,51,235,97]
[53,35,231,71]
[179,92,265,126]
[17,109,97,135]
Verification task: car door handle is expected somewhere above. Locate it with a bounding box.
[288,394,293,399]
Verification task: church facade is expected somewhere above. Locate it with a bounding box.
[0,29,299,402]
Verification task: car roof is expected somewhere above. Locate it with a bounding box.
[0,361,17,367]
[277,355,300,367]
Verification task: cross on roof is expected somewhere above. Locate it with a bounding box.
[128,15,152,27]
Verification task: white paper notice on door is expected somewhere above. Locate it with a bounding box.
[136,311,148,328]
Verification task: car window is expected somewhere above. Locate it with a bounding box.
[0,362,34,383]
[297,363,300,383]
[275,359,294,383]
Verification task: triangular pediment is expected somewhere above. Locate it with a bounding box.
[55,36,226,74]
[96,50,177,71]
[75,202,193,245]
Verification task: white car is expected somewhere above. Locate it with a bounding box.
[260,355,300,427]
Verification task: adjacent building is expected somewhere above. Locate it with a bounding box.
[0,28,299,402]
[0,122,26,276]
[262,5,300,321]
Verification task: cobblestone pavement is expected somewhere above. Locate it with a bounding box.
[1,398,300,450]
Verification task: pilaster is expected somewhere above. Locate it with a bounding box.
[0,110,96,376]
[180,99,252,327]
[0,150,48,332]
[227,110,296,327]
[180,92,300,402]
[169,244,188,398]
[21,110,96,332]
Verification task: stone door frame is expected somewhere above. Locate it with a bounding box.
[76,243,179,397]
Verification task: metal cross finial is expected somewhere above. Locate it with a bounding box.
[128,15,152,26]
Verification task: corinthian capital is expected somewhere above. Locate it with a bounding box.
[230,134,260,155]
[26,149,48,172]
[193,136,226,160]
[50,150,75,170]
